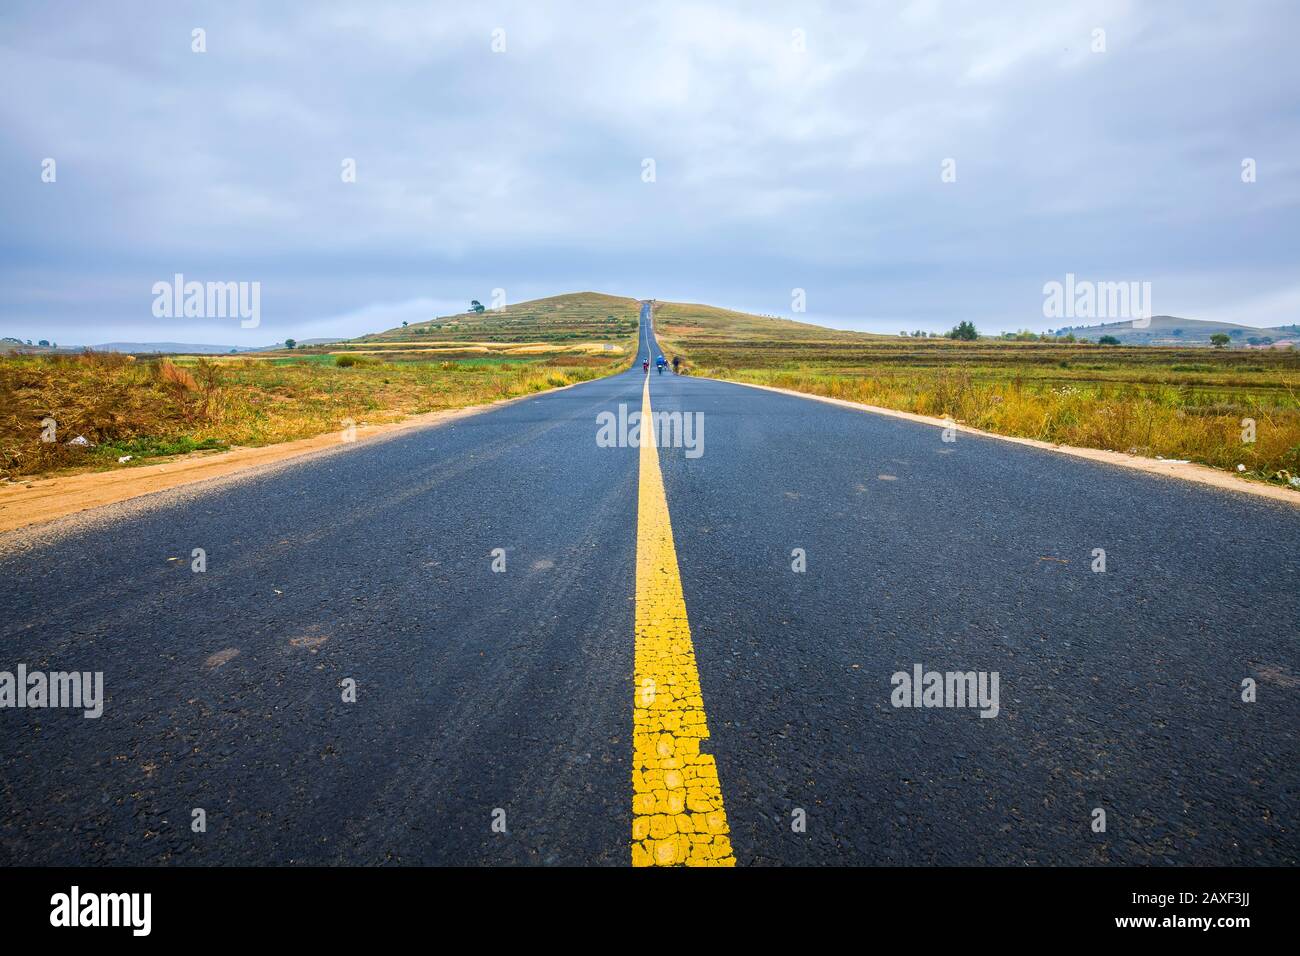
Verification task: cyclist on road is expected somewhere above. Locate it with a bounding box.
[642,359,649,374]
[656,354,666,375]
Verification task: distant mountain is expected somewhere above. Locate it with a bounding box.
[91,342,261,354]
[1049,315,1297,346]
[247,338,344,351]
[3,340,270,355]
[84,339,343,354]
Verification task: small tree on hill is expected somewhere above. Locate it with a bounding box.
[947,321,978,341]
[1210,333,1230,348]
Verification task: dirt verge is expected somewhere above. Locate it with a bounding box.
[0,388,566,534]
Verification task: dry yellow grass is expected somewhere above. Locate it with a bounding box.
[2,292,642,480]
[653,300,1300,489]
[0,349,623,479]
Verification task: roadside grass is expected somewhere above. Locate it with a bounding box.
[653,302,1300,488]
[2,292,642,480]
[0,349,625,479]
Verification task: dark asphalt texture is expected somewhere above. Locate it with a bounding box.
[1,304,1296,865]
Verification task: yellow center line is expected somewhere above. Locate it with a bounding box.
[632,374,735,867]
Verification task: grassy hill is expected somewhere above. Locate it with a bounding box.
[651,300,879,345]
[350,291,640,353]
[651,299,890,369]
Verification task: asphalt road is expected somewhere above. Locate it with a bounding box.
[2,303,1297,865]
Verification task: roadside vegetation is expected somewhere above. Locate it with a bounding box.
[1,293,639,480]
[654,301,1300,489]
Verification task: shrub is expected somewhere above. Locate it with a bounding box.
[335,354,376,368]
[156,359,198,392]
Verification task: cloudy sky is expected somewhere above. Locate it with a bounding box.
[2,0,1297,346]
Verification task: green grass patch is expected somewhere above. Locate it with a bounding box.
[94,435,229,461]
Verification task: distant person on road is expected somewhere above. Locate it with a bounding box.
[656,354,665,374]
[642,359,649,374]
[672,356,680,374]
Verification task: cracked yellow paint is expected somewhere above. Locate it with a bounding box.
[633,374,735,867]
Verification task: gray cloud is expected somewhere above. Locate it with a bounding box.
[2,0,1297,345]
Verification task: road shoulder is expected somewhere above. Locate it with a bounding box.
[719,377,1300,508]
[0,383,585,535]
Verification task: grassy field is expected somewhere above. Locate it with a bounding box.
[0,293,640,479]
[654,301,1300,489]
